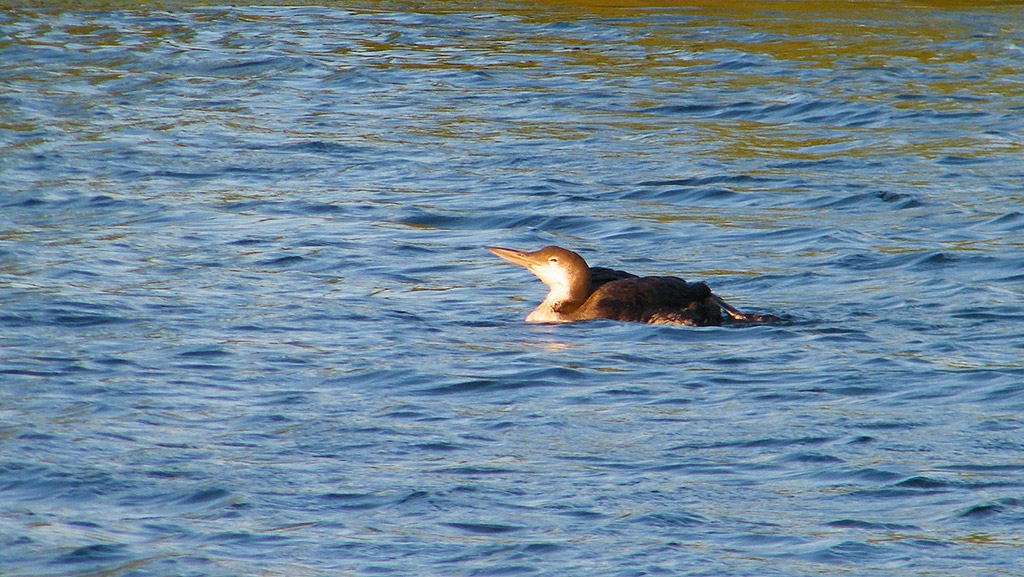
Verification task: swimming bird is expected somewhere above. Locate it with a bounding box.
[486,245,779,326]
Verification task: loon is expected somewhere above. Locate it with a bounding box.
[486,245,779,326]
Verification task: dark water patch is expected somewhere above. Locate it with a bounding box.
[760,99,871,127]
[893,475,954,490]
[982,211,1024,231]
[950,308,1024,324]
[640,103,718,116]
[630,174,769,204]
[644,97,887,128]
[482,421,516,432]
[832,384,887,398]
[936,155,988,167]
[94,355,139,367]
[872,190,922,206]
[52,312,126,327]
[463,564,536,576]
[202,530,290,545]
[843,468,905,484]
[434,466,519,476]
[731,532,809,548]
[228,237,273,246]
[2,195,49,209]
[812,190,924,210]
[833,251,923,272]
[553,507,605,520]
[150,168,223,181]
[846,476,960,500]
[634,511,708,528]
[910,251,961,269]
[520,542,562,555]
[175,347,232,359]
[717,436,834,450]
[259,254,307,267]
[973,416,1024,433]
[146,469,204,480]
[53,543,131,565]
[179,487,233,505]
[823,519,920,531]
[230,55,322,77]
[442,522,523,535]
[266,141,373,157]
[396,208,491,231]
[940,463,1024,476]
[799,540,892,564]
[396,490,431,505]
[900,538,953,550]
[776,452,844,465]
[420,366,586,395]
[2,366,74,380]
[88,194,116,204]
[770,156,856,173]
[302,202,349,215]
[666,436,796,456]
[412,441,464,452]
[324,368,436,390]
[755,226,822,242]
[375,405,436,421]
[639,175,762,188]
[626,184,741,203]
[320,492,389,511]
[956,498,1023,521]
[1,468,123,503]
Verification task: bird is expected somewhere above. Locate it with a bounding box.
[486,245,779,326]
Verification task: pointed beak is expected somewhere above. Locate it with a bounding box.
[486,247,537,269]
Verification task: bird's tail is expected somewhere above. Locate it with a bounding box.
[711,295,781,323]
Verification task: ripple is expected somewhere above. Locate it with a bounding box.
[54,543,131,565]
[443,522,524,535]
[956,498,1024,521]
[800,540,891,564]
[823,519,920,531]
[319,492,389,510]
[634,511,708,528]
[178,487,233,505]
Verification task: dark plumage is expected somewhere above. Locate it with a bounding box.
[486,245,778,326]
[579,274,721,326]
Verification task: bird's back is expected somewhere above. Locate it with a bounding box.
[574,275,722,326]
[589,267,636,291]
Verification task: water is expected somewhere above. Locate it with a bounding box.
[2,2,1023,575]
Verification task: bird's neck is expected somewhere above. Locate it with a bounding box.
[526,277,590,323]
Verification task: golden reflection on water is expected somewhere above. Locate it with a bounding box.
[333,0,1024,177]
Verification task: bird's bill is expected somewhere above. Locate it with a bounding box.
[486,247,536,269]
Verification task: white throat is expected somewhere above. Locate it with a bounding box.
[525,268,575,323]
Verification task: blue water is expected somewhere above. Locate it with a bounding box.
[2,3,1024,576]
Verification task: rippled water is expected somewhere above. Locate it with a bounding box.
[2,2,1024,575]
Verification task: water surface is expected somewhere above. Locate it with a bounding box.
[2,2,1024,576]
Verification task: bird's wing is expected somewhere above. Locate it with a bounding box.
[588,267,637,292]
